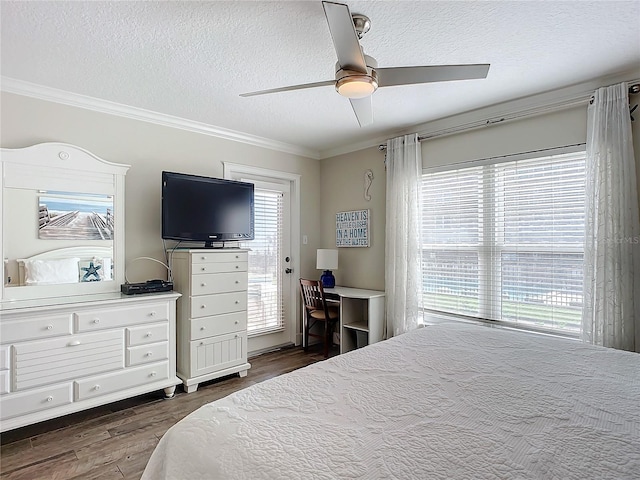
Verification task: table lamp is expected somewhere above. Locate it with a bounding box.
[316,249,338,288]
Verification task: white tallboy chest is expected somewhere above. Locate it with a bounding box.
[170,249,251,393]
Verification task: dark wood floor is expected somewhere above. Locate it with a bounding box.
[0,345,335,480]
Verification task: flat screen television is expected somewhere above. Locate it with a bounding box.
[162,171,254,247]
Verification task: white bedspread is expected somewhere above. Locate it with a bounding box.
[142,323,640,479]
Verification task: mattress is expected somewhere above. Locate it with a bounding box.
[142,323,640,479]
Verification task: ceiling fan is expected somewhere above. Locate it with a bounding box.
[240,1,490,126]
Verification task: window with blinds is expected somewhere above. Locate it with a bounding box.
[421,150,586,334]
[243,188,285,335]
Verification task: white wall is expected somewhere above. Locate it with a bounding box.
[422,106,587,168]
[4,88,638,301]
[321,102,640,291]
[319,146,386,291]
[0,92,322,284]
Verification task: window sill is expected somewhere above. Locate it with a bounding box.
[420,310,581,342]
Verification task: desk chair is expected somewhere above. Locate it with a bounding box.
[299,278,339,358]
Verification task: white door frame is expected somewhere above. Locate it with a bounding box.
[223,162,301,349]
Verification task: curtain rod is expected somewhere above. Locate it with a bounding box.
[589,82,640,105]
[378,82,640,151]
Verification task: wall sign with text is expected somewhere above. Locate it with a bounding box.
[336,209,369,247]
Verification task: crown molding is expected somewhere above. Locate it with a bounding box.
[318,68,640,159]
[1,77,321,160]
[5,70,638,162]
[319,134,391,159]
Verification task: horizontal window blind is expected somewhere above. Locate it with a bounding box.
[243,188,285,335]
[422,167,482,317]
[421,151,586,334]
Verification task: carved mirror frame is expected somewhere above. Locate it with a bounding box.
[0,143,129,303]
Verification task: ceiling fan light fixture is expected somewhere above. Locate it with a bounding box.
[336,74,378,99]
[240,2,490,127]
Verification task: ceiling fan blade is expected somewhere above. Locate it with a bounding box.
[240,80,334,97]
[377,64,490,88]
[349,97,373,127]
[322,1,367,73]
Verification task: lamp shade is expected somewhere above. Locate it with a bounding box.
[316,249,338,270]
[336,75,377,99]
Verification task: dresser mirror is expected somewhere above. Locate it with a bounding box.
[0,143,129,303]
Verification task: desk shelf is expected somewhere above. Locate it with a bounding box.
[323,287,384,354]
[343,321,369,332]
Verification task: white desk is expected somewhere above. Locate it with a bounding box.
[324,286,385,354]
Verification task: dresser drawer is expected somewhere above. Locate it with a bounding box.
[192,261,247,275]
[190,332,247,378]
[0,346,9,371]
[75,302,169,332]
[0,371,9,395]
[14,330,124,391]
[126,342,169,367]
[190,292,247,318]
[126,323,169,347]
[191,312,246,340]
[0,383,72,420]
[74,361,170,401]
[0,314,72,343]
[191,251,248,264]
[191,272,248,296]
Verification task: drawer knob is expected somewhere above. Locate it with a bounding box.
[93,318,100,324]
[68,340,81,347]
[149,311,156,317]
[235,321,239,324]
[46,396,53,402]
[235,301,239,304]
[200,341,204,346]
[146,332,153,338]
[201,304,206,309]
[201,267,206,271]
[201,283,206,287]
[200,326,206,331]
[235,255,239,259]
[201,256,206,260]
[150,371,157,377]
[235,265,239,269]
[94,384,101,391]
[146,352,153,357]
[235,280,239,284]
[46,325,53,330]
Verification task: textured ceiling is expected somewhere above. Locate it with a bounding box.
[1,1,639,157]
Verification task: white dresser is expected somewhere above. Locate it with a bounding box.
[170,249,251,393]
[0,292,181,432]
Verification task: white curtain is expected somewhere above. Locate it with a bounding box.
[583,82,640,352]
[385,133,423,337]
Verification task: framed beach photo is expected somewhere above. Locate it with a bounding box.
[38,192,114,240]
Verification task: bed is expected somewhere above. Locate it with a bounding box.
[16,246,113,285]
[142,323,640,479]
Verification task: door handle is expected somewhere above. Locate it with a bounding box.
[285,268,293,274]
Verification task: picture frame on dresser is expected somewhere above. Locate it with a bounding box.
[0,143,181,432]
